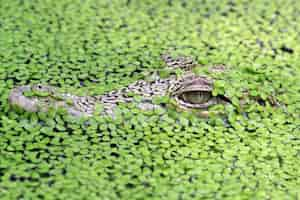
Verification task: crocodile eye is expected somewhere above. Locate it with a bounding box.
[181,91,212,104]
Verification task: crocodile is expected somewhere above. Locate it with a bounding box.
[8,53,275,118]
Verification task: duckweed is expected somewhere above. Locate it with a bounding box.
[1,0,300,199]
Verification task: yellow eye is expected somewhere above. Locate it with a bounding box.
[181,91,212,104]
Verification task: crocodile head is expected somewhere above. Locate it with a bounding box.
[8,53,232,118]
[8,53,278,118]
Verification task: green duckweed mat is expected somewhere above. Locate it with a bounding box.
[1,0,300,199]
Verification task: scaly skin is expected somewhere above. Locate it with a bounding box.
[9,53,273,118]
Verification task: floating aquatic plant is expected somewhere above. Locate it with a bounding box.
[0,0,300,199]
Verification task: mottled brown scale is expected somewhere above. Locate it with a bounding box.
[161,53,197,71]
[8,54,227,117]
[8,53,277,118]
